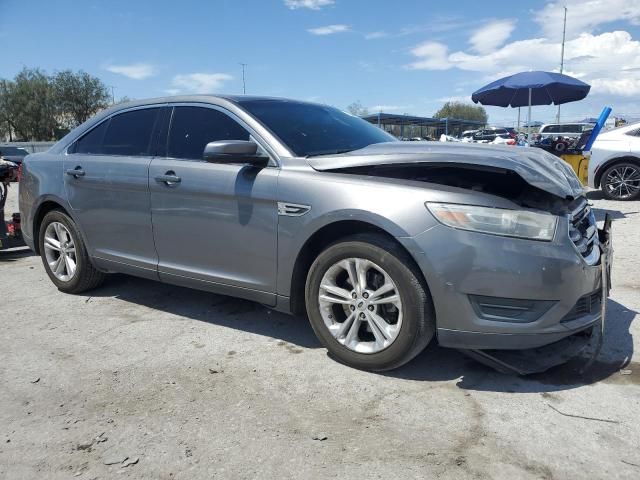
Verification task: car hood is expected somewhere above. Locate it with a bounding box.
[307,142,583,199]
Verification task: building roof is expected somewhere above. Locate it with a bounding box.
[361,112,485,128]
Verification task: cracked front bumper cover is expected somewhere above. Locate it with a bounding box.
[461,215,613,375]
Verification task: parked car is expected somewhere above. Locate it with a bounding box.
[539,123,593,140]
[588,122,640,200]
[20,95,610,372]
[0,145,30,165]
[461,129,478,140]
[472,127,515,142]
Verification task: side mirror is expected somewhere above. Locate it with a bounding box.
[203,140,269,167]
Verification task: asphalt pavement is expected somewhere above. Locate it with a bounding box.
[1,185,639,479]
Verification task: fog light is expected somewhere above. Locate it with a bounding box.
[469,295,555,323]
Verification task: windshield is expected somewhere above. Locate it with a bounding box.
[237,99,396,157]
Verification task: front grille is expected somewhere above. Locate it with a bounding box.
[569,197,599,265]
[561,289,602,323]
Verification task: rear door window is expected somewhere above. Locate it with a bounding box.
[73,108,160,156]
[167,106,250,160]
[102,108,160,156]
[73,120,109,154]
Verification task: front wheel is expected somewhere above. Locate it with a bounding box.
[305,234,435,371]
[600,162,640,201]
[38,209,105,293]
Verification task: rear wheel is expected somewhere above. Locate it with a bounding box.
[305,234,435,371]
[601,162,640,201]
[38,210,105,293]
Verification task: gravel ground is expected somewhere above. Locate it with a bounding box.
[1,185,639,480]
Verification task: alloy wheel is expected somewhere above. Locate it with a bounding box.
[43,222,77,282]
[604,165,640,200]
[318,257,403,354]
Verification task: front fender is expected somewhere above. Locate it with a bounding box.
[275,169,443,297]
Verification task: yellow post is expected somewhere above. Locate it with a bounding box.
[560,154,589,185]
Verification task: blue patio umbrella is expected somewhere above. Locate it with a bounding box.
[471,71,591,136]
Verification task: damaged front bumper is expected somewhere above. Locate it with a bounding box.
[464,215,612,375]
[400,213,613,375]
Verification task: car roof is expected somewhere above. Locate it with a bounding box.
[110,94,322,110]
[598,121,640,136]
[541,123,592,127]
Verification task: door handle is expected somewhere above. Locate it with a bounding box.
[155,171,181,186]
[66,167,85,178]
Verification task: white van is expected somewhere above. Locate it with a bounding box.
[538,123,593,139]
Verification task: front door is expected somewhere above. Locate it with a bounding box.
[63,107,162,277]
[148,105,279,305]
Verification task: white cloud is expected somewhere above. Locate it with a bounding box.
[469,20,516,54]
[105,63,156,80]
[535,0,640,40]
[170,73,233,93]
[308,24,350,35]
[406,41,452,70]
[436,95,473,103]
[407,30,640,96]
[284,0,334,10]
[365,31,389,40]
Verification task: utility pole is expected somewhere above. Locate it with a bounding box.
[239,63,247,94]
[556,6,567,123]
[109,85,116,104]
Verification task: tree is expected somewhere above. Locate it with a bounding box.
[346,100,369,117]
[434,101,488,124]
[8,68,58,141]
[52,70,110,128]
[0,68,111,141]
[114,96,132,105]
[0,79,16,141]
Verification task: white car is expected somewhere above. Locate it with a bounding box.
[589,122,640,200]
[539,123,593,139]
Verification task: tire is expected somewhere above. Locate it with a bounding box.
[600,162,640,201]
[38,209,105,293]
[305,234,435,371]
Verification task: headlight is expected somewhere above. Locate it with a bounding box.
[426,202,557,241]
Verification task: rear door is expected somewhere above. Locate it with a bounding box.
[64,106,163,277]
[148,105,279,304]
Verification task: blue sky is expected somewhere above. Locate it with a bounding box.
[2,0,639,125]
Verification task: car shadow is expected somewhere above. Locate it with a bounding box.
[81,275,636,393]
[384,298,636,393]
[0,247,35,262]
[587,190,640,220]
[83,274,321,349]
[586,192,637,221]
